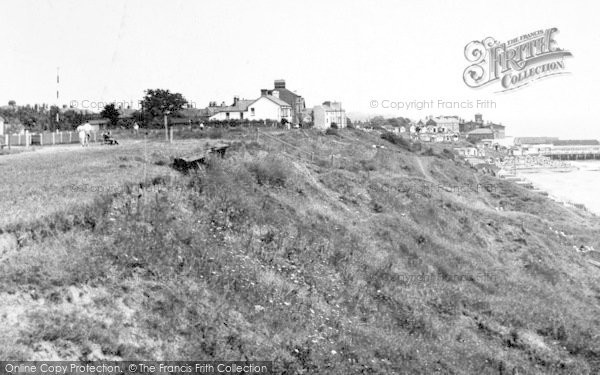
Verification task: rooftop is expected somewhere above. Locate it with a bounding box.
[514,137,559,145]
[552,139,600,146]
[467,128,495,135]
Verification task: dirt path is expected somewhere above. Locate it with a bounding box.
[414,156,434,182]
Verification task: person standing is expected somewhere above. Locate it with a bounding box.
[133,121,139,135]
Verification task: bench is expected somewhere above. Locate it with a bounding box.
[172,144,229,174]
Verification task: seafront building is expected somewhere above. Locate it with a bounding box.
[312,101,347,130]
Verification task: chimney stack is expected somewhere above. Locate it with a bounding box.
[233,96,239,106]
[261,89,270,96]
[274,79,286,89]
[272,90,279,98]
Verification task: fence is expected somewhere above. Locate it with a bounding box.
[2,131,99,147]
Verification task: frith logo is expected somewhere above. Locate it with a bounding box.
[463,28,573,92]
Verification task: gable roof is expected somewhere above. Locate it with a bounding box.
[467,128,495,135]
[250,95,291,108]
[212,99,254,113]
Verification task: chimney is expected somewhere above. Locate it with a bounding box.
[221,101,226,107]
[272,90,279,98]
[233,96,239,106]
[274,79,286,89]
[475,113,483,123]
[261,89,270,96]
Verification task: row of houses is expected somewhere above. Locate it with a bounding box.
[203,80,346,129]
[454,137,600,159]
[380,113,505,143]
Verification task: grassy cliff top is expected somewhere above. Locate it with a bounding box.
[1,128,599,374]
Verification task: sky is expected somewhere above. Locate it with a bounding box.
[1,0,599,139]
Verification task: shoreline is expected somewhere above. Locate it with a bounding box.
[514,161,600,215]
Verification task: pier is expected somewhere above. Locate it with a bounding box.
[540,146,600,160]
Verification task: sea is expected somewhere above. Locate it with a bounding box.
[517,160,600,215]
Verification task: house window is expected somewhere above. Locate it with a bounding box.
[251,108,255,116]
[226,112,230,120]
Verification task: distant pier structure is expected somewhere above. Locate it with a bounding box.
[512,138,600,160]
[541,140,600,160]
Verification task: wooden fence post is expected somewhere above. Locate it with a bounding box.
[69,132,72,143]
[52,133,56,145]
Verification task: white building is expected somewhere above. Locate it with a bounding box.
[209,93,292,123]
[426,116,460,133]
[313,101,346,130]
[208,97,254,121]
[246,93,292,122]
[0,116,4,136]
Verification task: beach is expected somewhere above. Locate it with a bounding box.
[517,160,600,215]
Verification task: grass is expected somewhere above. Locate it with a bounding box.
[0,128,599,373]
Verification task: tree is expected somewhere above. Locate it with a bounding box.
[100,103,120,128]
[8,100,16,107]
[140,89,187,118]
[140,89,187,140]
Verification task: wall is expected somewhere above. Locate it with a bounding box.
[209,111,245,121]
[247,97,291,122]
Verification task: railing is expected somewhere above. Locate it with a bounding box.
[2,131,99,147]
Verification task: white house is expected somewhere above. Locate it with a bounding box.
[208,97,254,121]
[246,93,292,122]
[313,101,346,130]
[209,93,292,123]
[0,116,5,136]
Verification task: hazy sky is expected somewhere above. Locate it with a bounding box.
[1,0,599,138]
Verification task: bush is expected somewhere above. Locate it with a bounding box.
[380,132,411,150]
[247,157,290,187]
[207,128,223,139]
[330,123,339,129]
[325,128,338,136]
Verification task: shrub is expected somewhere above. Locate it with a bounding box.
[247,157,290,187]
[380,132,411,150]
[325,128,338,136]
[330,123,339,129]
[208,128,223,139]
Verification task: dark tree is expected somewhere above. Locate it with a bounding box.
[140,89,187,140]
[100,103,120,128]
[140,89,187,118]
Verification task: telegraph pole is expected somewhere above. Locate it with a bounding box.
[55,67,60,130]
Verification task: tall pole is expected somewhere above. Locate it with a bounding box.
[164,113,169,142]
[56,67,60,128]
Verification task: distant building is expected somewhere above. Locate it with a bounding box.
[209,97,254,121]
[246,92,293,123]
[552,139,600,146]
[514,137,559,146]
[87,119,110,132]
[454,147,482,157]
[467,128,495,143]
[459,114,505,138]
[272,80,305,125]
[426,115,460,133]
[313,101,347,130]
[483,123,505,139]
